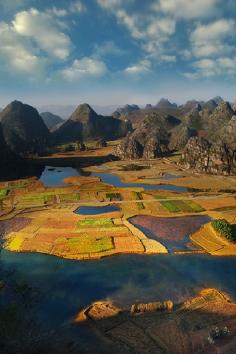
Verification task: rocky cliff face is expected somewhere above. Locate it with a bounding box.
[0,101,49,156]
[115,112,175,159]
[180,137,236,175]
[112,104,140,119]
[169,124,197,151]
[53,103,132,144]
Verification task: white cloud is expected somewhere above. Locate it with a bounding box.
[69,1,86,13]
[61,57,108,81]
[94,41,126,57]
[97,0,129,9]
[124,59,151,75]
[13,8,72,60]
[185,57,236,78]
[0,21,46,76]
[96,1,176,64]
[190,19,235,58]
[160,55,176,62]
[47,7,68,17]
[153,0,219,19]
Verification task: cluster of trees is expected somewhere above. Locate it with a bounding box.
[211,219,236,242]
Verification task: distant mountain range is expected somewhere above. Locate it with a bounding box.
[40,112,64,131]
[52,103,131,145]
[0,96,235,174]
[38,104,119,119]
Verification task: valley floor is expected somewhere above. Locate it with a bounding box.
[1,143,236,259]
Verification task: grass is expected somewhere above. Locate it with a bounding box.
[8,181,28,189]
[154,195,167,200]
[133,191,145,209]
[77,218,113,227]
[212,205,236,212]
[59,193,80,202]
[0,189,8,200]
[58,235,114,253]
[106,193,121,201]
[161,199,205,213]
[211,219,236,242]
[20,193,55,204]
[161,200,180,212]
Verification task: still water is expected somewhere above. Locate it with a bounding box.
[2,250,236,328]
[39,166,188,192]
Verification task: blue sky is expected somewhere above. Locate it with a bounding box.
[0,0,236,107]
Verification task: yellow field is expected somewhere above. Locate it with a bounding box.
[190,223,236,255]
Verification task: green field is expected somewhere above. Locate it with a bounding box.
[133,191,145,209]
[59,193,80,202]
[57,235,114,253]
[0,189,8,200]
[106,193,121,201]
[77,218,113,227]
[18,192,56,206]
[161,199,205,213]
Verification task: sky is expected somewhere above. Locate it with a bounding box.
[0,0,236,107]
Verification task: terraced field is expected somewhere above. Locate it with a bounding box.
[1,164,236,259]
[160,199,205,213]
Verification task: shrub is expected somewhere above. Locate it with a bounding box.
[211,219,236,242]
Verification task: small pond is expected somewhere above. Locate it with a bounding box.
[75,205,120,215]
[39,166,81,186]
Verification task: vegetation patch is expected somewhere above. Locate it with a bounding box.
[8,181,28,189]
[160,200,180,212]
[77,218,113,227]
[212,205,236,212]
[0,189,8,200]
[121,164,150,171]
[59,193,80,202]
[106,193,121,201]
[161,199,205,213]
[57,235,114,254]
[20,193,55,204]
[211,219,236,242]
[133,191,145,209]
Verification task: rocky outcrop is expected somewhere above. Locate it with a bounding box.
[169,124,197,151]
[233,100,236,112]
[115,112,175,159]
[211,115,236,149]
[207,101,234,131]
[131,300,173,314]
[53,103,132,144]
[180,137,236,175]
[202,99,218,112]
[156,98,177,110]
[112,104,140,119]
[0,101,49,156]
